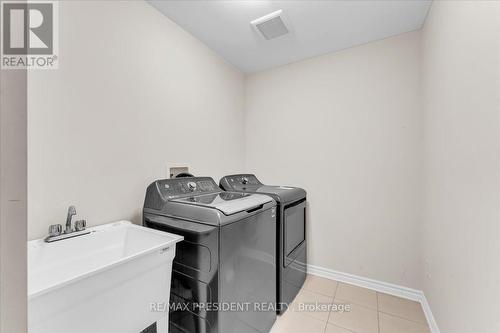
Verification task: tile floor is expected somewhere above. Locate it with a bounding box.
[271,275,430,333]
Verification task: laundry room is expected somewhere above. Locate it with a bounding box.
[0,1,498,333]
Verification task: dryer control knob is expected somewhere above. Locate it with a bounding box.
[242,177,249,185]
[187,182,197,191]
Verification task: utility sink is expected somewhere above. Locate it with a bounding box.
[28,221,183,333]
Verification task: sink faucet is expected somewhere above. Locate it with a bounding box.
[45,205,90,243]
[65,205,77,233]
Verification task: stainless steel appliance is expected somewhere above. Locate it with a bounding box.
[219,174,307,314]
[143,177,277,333]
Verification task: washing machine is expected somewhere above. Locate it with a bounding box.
[219,174,307,314]
[143,177,277,333]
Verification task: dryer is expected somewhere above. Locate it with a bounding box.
[219,174,307,314]
[143,177,277,333]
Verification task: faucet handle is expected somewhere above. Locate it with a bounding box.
[48,224,62,237]
[74,220,86,232]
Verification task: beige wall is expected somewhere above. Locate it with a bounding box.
[0,63,28,331]
[245,32,422,289]
[27,1,246,240]
[421,1,500,332]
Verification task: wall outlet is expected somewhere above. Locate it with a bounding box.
[169,166,189,178]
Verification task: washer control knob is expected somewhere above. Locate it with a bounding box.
[187,182,197,191]
[242,177,249,185]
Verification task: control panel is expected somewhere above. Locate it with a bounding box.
[220,174,262,190]
[157,177,220,198]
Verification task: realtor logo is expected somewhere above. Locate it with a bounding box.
[1,1,58,69]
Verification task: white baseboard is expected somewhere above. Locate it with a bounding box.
[419,293,440,333]
[307,264,440,333]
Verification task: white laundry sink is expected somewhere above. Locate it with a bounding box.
[28,221,183,333]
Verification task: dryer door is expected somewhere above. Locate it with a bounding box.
[283,199,306,267]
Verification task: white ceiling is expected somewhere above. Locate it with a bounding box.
[149,0,432,73]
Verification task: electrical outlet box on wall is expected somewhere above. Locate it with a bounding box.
[167,164,189,178]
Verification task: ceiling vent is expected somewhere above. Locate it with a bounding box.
[251,10,290,40]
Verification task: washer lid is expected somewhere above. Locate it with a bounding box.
[170,192,272,215]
